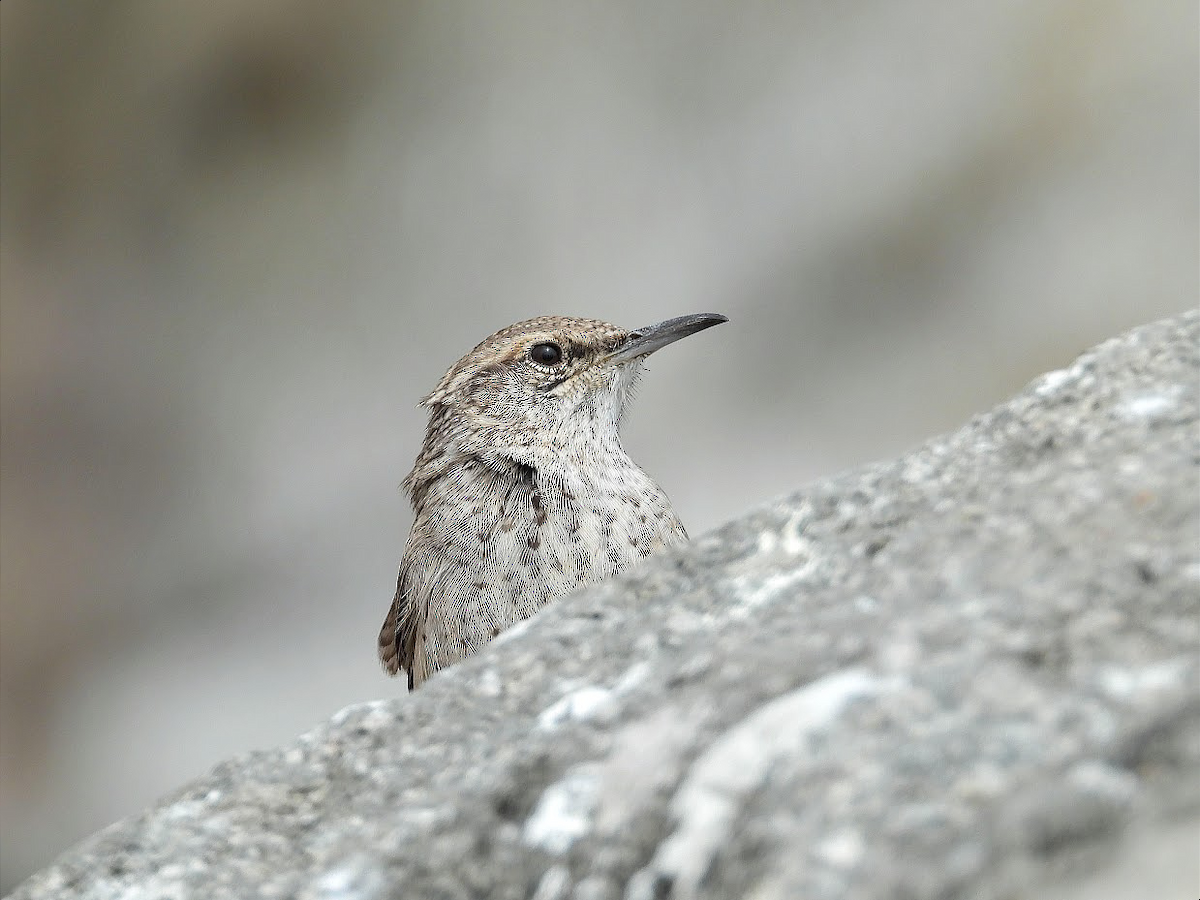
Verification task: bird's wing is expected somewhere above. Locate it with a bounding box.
[377,567,411,679]
[378,535,446,690]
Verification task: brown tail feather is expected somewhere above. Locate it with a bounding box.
[377,588,404,676]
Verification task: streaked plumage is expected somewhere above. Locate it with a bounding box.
[378,313,727,688]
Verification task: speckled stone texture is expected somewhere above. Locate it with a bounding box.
[12,312,1198,900]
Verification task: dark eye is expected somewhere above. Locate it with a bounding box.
[529,342,564,366]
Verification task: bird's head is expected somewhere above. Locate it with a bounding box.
[418,313,727,469]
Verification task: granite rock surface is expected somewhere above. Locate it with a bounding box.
[13,312,1199,900]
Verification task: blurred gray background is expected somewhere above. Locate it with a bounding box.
[1,1,1195,890]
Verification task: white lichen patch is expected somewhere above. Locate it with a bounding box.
[727,528,821,619]
[1033,366,1078,397]
[729,508,825,619]
[1115,384,1183,422]
[305,855,387,900]
[1066,760,1139,805]
[727,567,816,620]
[158,788,223,825]
[595,705,708,834]
[537,661,652,731]
[1098,656,1192,700]
[162,800,208,821]
[814,827,865,869]
[475,667,503,698]
[537,686,618,730]
[114,873,188,900]
[854,595,879,613]
[530,864,572,900]
[636,669,900,898]
[522,763,602,854]
[105,858,211,900]
[328,700,392,730]
[613,659,652,694]
[755,507,813,558]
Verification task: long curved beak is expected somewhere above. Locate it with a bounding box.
[605,313,729,364]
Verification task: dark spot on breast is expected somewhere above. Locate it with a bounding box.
[527,533,541,550]
[472,581,486,590]
[500,518,516,532]
[478,529,489,543]
[638,514,647,524]
[551,555,565,573]
[516,463,535,484]
[531,491,547,526]
[490,626,501,638]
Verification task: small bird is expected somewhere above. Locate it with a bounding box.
[378,312,728,688]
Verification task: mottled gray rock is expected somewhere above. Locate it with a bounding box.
[12,312,1199,900]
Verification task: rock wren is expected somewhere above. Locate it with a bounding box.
[378,312,728,688]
